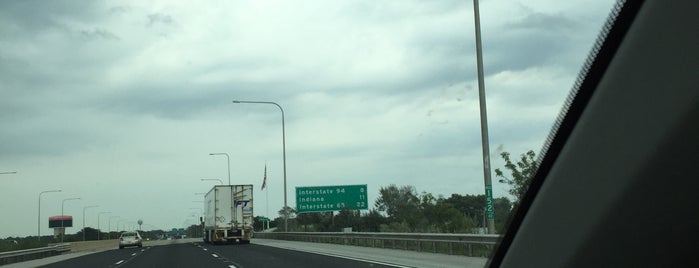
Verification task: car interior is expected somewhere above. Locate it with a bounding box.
[488,0,698,267]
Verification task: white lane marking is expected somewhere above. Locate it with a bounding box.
[203,248,208,251]
[115,260,125,265]
[301,251,413,268]
[212,254,219,258]
[228,265,237,268]
[131,253,137,256]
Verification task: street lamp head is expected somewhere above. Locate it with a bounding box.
[232,100,240,103]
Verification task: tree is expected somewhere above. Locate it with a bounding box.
[374,184,422,231]
[493,197,513,233]
[421,194,476,233]
[359,209,386,232]
[495,150,538,206]
[274,206,298,231]
[296,213,322,231]
[334,209,361,230]
[278,206,297,219]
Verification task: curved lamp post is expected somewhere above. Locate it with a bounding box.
[232,100,288,232]
[38,189,61,241]
[209,153,230,185]
[108,216,119,239]
[97,212,111,240]
[82,205,99,241]
[61,197,81,242]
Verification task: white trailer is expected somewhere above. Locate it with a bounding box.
[202,184,254,244]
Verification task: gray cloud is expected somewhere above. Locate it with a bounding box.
[0,0,618,237]
[80,28,120,40]
[147,13,174,27]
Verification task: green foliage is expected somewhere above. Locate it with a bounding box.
[278,206,297,219]
[0,237,46,253]
[279,184,514,234]
[374,184,422,231]
[493,197,513,233]
[359,209,386,232]
[495,150,538,205]
[421,193,477,233]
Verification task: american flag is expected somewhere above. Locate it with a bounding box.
[261,164,267,190]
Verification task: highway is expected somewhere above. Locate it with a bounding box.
[14,238,484,268]
[41,242,395,268]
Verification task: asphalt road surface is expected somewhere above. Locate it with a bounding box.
[41,242,401,268]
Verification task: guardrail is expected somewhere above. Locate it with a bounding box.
[253,232,500,257]
[0,243,71,266]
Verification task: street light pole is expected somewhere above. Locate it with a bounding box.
[38,189,61,241]
[232,100,288,232]
[97,212,111,240]
[61,197,81,242]
[82,205,99,241]
[201,178,224,185]
[472,0,496,234]
[209,153,230,185]
[0,171,17,174]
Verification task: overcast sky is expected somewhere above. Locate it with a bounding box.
[0,0,616,238]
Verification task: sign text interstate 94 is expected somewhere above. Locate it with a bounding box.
[296,184,368,213]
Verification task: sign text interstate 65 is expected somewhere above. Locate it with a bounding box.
[296,184,368,213]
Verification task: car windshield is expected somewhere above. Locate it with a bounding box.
[1,1,618,267]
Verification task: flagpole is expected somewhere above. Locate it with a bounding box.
[265,162,269,230]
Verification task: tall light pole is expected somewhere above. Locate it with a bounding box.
[82,205,99,241]
[201,178,224,185]
[232,100,288,232]
[473,0,495,234]
[61,197,81,242]
[209,153,230,185]
[38,189,61,241]
[97,212,111,240]
[108,216,119,239]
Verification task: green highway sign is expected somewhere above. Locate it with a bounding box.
[296,184,368,213]
[258,217,270,222]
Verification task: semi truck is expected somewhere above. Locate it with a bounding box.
[202,184,254,244]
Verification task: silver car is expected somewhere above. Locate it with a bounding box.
[118,231,143,249]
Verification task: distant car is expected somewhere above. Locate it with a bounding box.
[119,231,143,249]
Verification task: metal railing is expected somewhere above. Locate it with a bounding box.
[0,243,71,265]
[253,232,500,257]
